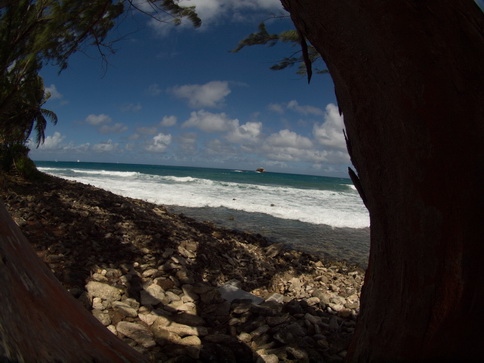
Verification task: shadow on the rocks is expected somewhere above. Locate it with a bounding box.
[1,173,359,362]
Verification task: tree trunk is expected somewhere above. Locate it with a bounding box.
[282,0,484,360]
[0,200,147,362]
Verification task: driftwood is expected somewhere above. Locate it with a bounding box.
[0,200,147,362]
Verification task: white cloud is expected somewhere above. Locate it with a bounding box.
[267,103,285,114]
[266,129,313,148]
[121,103,142,112]
[83,113,127,134]
[287,100,324,116]
[262,145,345,164]
[145,83,161,96]
[255,103,350,167]
[312,103,346,150]
[146,0,284,36]
[128,126,159,142]
[92,140,118,153]
[130,0,155,13]
[261,129,318,163]
[182,110,238,132]
[146,133,172,152]
[178,132,197,153]
[84,114,112,126]
[29,133,91,154]
[44,84,63,100]
[171,81,231,108]
[269,100,324,116]
[180,0,283,24]
[205,138,236,156]
[36,132,65,150]
[226,121,262,143]
[136,126,158,135]
[160,115,177,127]
[99,123,128,134]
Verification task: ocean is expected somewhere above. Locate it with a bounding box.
[35,161,370,268]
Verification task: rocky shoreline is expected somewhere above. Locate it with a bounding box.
[1,172,365,362]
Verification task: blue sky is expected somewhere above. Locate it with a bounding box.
[30,0,350,177]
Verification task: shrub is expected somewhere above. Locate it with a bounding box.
[0,144,42,180]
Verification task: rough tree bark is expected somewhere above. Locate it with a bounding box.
[0,200,147,362]
[282,0,483,360]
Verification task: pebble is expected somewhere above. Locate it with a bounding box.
[116,321,156,348]
[92,309,111,326]
[258,354,279,363]
[85,281,122,302]
[112,301,138,318]
[138,313,158,326]
[2,173,365,362]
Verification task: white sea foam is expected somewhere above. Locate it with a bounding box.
[71,169,140,178]
[39,167,369,229]
[159,175,212,184]
[39,167,140,178]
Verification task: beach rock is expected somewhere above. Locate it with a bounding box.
[200,288,221,304]
[312,289,332,305]
[286,346,308,360]
[328,303,345,312]
[123,298,140,310]
[172,312,205,326]
[92,309,111,326]
[174,302,197,314]
[176,268,194,284]
[203,334,235,344]
[238,332,252,343]
[138,312,158,326]
[267,314,290,327]
[181,285,199,302]
[92,297,108,310]
[165,290,181,302]
[265,293,284,304]
[288,277,304,294]
[155,277,175,290]
[86,281,122,302]
[2,172,365,363]
[140,283,165,306]
[304,313,322,326]
[91,272,108,282]
[179,335,201,346]
[142,268,158,278]
[250,324,271,338]
[139,291,159,306]
[286,322,306,337]
[192,282,213,295]
[151,316,203,337]
[178,244,196,259]
[329,316,340,331]
[219,282,264,304]
[345,300,359,310]
[116,321,156,348]
[112,301,138,318]
[162,247,175,258]
[273,330,295,345]
[258,354,279,363]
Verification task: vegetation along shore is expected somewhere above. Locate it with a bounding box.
[1,170,364,362]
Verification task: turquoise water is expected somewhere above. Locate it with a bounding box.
[35,161,370,267]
